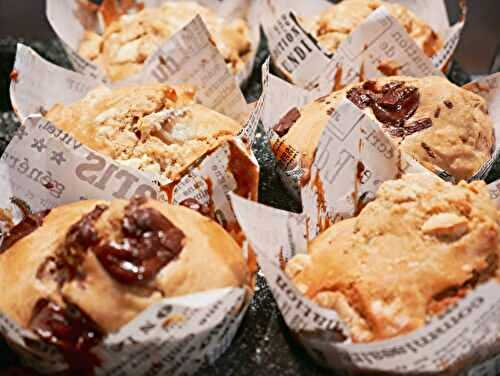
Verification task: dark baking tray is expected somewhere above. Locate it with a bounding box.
[0,29,499,376]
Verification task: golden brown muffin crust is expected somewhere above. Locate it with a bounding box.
[286,174,500,342]
[0,198,249,333]
[278,76,494,181]
[45,83,242,181]
[78,1,253,81]
[299,0,443,58]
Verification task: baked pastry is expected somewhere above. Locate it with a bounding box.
[78,1,253,81]
[299,0,443,57]
[286,174,499,342]
[0,197,250,371]
[45,83,243,182]
[274,76,494,181]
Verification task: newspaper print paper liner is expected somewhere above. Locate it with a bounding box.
[9,15,260,229]
[12,17,250,123]
[45,0,261,87]
[0,283,250,375]
[230,102,500,373]
[252,61,500,199]
[2,23,257,373]
[261,0,465,91]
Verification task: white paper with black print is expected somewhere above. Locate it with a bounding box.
[10,44,101,122]
[301,99,406,239]
[0,115,161,225]
[256,67,428,200]
[9,42,259,233]
[231,186,500,374]
[238,58,270,146]
[0,284,249,375]
[262,0,464,90]
[463,73,500,181]
[0,117,255,375]
[46,0,261,86]
[311,7,444,96]
[168,137,259,231]
[12,38,249,124]
[488,179,500,209]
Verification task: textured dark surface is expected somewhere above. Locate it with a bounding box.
[0,33,499,376]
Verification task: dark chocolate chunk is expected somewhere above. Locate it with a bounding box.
[273,107,301,137]
[346,87,372,109]
[444,100,454,109]
[179,198,211,216]
[0,210,51,253]
[65,205,108,250]
[29,299,103,374]
[36,205,108,286]
[403,118,433,136]
[348,81,419,125]
[421,142,436,159]
[94,199,185,285]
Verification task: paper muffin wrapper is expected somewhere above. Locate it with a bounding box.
[9,18,260,229]
[261,0,465,92]
[12,16,250,124]
[45,0,261,87]
[3,19,258,372]
[230,97,500,373]
[241,57,500,199]
[0,113,255,374]
[0,285,251,375]
[231,191,500,374]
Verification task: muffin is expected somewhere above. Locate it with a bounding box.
[274,76,494,181]
[79,1,253,81]
[286,174,500,342]
[0,197,250,371]
[45,83,243,182]
[299,0,443,58]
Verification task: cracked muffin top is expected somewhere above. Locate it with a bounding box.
[299,0,443,58]
[286,174,500,342]
[0,197,249,335]
[274,76,494,181]
[45,83,243,182]
[79,1,253,81]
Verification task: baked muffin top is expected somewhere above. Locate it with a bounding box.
[286,174,499,342]
[45,83,242,181]
[276,76,494,181]
[79,1,252,81]
[0,198,249,335]
[299,0,443,58]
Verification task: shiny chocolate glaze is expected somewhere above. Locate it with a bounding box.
[273,107,301,137]
[0,210,51,253]
[29,298,103,374]
[347,81,432,137]
[94,197,185,285]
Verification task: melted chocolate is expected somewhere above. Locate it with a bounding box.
[0,210,51,253]
[66,205,108,250]
[37,205,109,286]
[273,107,301,137]
[347,81,429,138]
[421,142,436,159]
[29,299,103,374]
[180,198,211,216]
[94,198,185,284]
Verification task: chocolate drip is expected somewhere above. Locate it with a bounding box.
[180,198,211,216]
[0,210,51,253]
[94,197,185,285]
[347,81,430,138]
[66,205,108,250]
[273,107,301,137]
[29,299,103,374]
